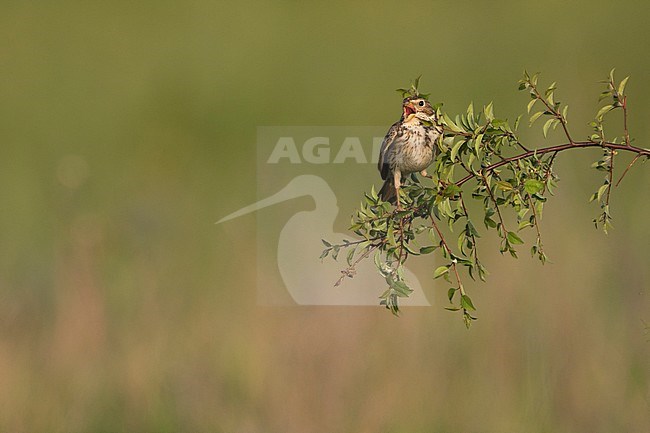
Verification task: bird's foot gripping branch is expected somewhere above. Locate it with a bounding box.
[322,70,649,327]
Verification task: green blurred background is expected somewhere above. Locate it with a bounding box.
[1,1,649,431]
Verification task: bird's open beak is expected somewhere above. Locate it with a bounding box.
[403,101,416,117]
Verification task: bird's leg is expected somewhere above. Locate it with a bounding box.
[393,170,402,210]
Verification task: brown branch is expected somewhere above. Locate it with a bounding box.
[606,150,615,207]
[544,151,558,180]
[480,173,507,236]
[527,194,544,253]
[459,192,478,253]
[622,96,632,147]
[397,215,414,264]
[429,215,465,296]
[456,141,649,187]
[541,151,558,194]
[459,192,482,275]
[616,153,642,187]
[397,217,406,263]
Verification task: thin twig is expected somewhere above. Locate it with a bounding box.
[334,244,381,287]
[429,215,465,296]
[459,192,482,273]
[456,141,649,187]
[397,216,407,264]
[541,151,558,194]
[328,237,381,248]
[504,131,530,152]
[397,217,404,262]
[480,173,507,237]
[528,79,574,144]
[606,149,615,207]
[622,96,632,147]
[615,153,642,187]
[527,194,544,251]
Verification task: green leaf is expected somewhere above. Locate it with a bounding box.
[443,183,461,197]
[506,231,524,245]
[552,119,561,131]
[517,208,530,220]
[597,104,614,119]
[596,183,609,202]
[433,266,449,279]
[391,279,413,297]
[346,247,356,266]
[403,243,421,256]
[598,91,612,102]
[461,294,476,311]
[524,179,544,195]
[374,250,382,270]
[420,245,437,254]
[387,224,396,246]
[561,105,569,120]
[484,102,494,121]
[447,287,457,302]
[484,217,497,229]
[535,200,544,220]
[474,134,484,154]
[457,231,466,253]
[542,118,554,138]
[529,111,544,125]
[547,91,554,106]
[545,81,557,95]
[527,98,537,114]
[618,76,630,95]
[495,180,513,191]
[321,239,331,247]
[450,140,464,162]
[466,220,480,237]
[443,113,464,133]
[370,184,378,200]
[441,198,453,218]
[463,311,477,328]
[518,221,533,230]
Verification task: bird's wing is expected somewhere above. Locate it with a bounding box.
[427,124,443,154]
[378,121,401,180]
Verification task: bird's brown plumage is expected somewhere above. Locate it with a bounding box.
[378,97,442,206]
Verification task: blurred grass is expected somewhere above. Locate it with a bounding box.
[0,0,648,431]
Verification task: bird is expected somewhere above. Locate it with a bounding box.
[216,175,431,306]
[378,96,443,208]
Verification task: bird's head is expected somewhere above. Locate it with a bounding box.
[402,97,435,121]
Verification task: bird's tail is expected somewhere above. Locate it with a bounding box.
[378,179,397,204]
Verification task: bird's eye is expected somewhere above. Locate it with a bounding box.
[418,100,425,107]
